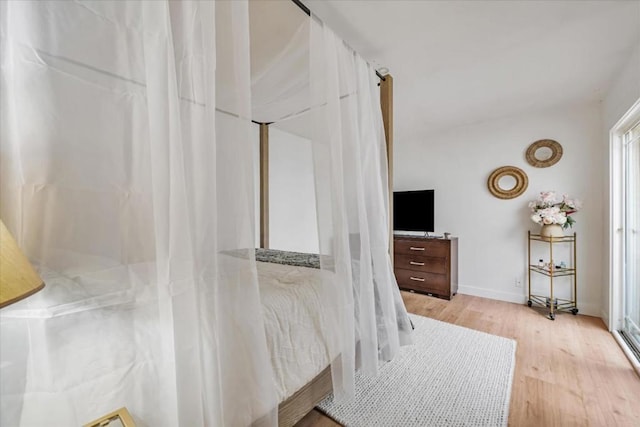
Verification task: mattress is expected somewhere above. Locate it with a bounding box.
[257,260,337,402]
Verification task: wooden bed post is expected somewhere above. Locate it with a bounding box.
[380,74,393,264]
[260,123,269,249]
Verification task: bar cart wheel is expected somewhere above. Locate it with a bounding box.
[571,308,579,315]
[527,300,532,307]
[548,313,555,321]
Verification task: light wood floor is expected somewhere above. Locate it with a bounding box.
[295,292,640,427]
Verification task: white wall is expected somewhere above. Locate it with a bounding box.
[604,44,640,133]
[602,43,640,324]
[395,101,605,316]
[266,126,319,253]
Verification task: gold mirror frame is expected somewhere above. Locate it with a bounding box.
[487,166,528,199]
[526,139,563,168]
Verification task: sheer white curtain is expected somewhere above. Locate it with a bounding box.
[0,1,412,424]
[309,16,413,400]
[0,1,276,426]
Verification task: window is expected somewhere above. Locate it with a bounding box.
[622,120,640,357]
[610,98,640,372]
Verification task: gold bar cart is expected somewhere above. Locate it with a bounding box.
[527,231,578,320]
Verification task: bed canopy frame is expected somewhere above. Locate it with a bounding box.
[257,79,395,259]
[256,0,395,261]
[0,1,408,426]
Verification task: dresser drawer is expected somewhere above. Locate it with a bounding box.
[394,268,448,293]
[394,239,449,258]
[394,253,446,275]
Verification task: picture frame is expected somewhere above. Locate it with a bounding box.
[83,407,136,427]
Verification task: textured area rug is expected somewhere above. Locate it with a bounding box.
[318,314,516,426]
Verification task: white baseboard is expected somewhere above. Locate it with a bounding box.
[457,285,525,305]
[576,303,602,318]
[601,309,610,330]
[457,285,601,317]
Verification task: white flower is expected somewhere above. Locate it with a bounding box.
[539,191,558,206]
[539,207,558,218]
[528,191,581,228]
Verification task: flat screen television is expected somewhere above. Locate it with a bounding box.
[393,189,435,233]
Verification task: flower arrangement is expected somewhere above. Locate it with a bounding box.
[529,191,582,229]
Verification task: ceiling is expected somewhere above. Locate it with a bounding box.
[300,0,640,140]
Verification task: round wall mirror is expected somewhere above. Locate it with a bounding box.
[498,175,517,191]
[534,146,553,161]
[526,139,563,168]
[487,166,528,199]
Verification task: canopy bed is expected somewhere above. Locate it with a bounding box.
[0,1,411,426]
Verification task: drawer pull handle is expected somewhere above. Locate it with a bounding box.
[409,247,425,251]
[410,277,425,282]
[410,261,425,266]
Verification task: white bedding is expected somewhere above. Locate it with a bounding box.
[2,257,336,417]
[257,260,337,402]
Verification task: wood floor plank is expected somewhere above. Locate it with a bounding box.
[295,292,640,427]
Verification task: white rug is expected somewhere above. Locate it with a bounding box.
[317,314,516,426]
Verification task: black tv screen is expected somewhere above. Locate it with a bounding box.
[393,190,435,232]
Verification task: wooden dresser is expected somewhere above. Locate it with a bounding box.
[393,235,458,300]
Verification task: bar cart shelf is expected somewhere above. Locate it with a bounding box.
[527,231,578,320]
